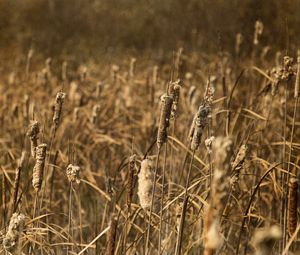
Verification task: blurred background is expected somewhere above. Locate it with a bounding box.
[0,0,299,59]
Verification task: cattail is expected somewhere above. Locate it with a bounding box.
[96,82,102,98]
[12,152,27,213]
[23,94,29,120]
[80,66,88,82]
[27,121,40,158]
[26,49,34,77]
[212,137,232,213]
[126,154,136,207]
[3,213,25,253]
[203,206,222,255]
[106,215,118,255]
[294,56,300,98]
[53,92,66,130]
[62,61,68,82]
[66,164,81,184]
[152,65,158,86]
[235,33,243,55]
[252,225,281,255]
[230,144,247,191]
[45,57,52,77]
[170,79,181,119]
[91,104,100,124]
[157,93,173,149]
[205,136,215,154]
[231,144,247,172]
[254,20,263,45]
[190,104,211,151]
[288,177,298,236]
[32,144,47,192]
[129,57,136,78]
[138,158,154,210]
[73,107,80,122]
[282,56,294,81]
[111,64,120,84]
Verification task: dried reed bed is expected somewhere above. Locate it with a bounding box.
[0,23,299,255]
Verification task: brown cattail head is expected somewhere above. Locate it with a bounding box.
[32,144,47,192]
[252,225,281,255]
[190,104,211,151]
[157,93,173,149]
[27,120,40,158]
[282,56,294,81]
[106,214,118,255]
[254,20,264,45]
[129,57,136,78]
[294,56,300,98]
[288,177,298,236]
[138,158,154,210]
[66,164,81,184]
[170,79,182,119]
[152,65,158,86]
[3,213,25,253]
[126,154,136,207]
[62,61,68,82]
[91,104,101,124]
[235,33,243,55]
[53,92,66,129]
[230,144,247,192]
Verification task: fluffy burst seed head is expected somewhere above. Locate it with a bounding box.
[66,164,81,184]
[138,158,154,210]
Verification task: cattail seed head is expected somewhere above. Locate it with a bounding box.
[170,79,181,119]
[235,33,243,55]
[212,137,233,213]
[138,158,154,210]
[27,120,40,158]
[288,177,298,236]
[62,61,68,82]
[190,104,211,151]
[91,104,101,124]
[157,93,173,149]
[129,57,136,78]
[53,92,66,129]
[294,56,300,98]
[32,144,47,192]
[66,164,81,184]
[254,20,263,45]
[3,213,25,253]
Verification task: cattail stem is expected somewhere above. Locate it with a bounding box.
[175,149,195,254]
[159,143,168,253]
[145,148,161,255]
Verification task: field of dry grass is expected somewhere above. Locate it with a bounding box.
[0,3,300,254]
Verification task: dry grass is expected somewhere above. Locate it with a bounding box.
[0,18,300,255]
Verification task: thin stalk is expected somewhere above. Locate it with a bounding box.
[175,150,195,255]
[145,148,161,255]
[159,143,168,254]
